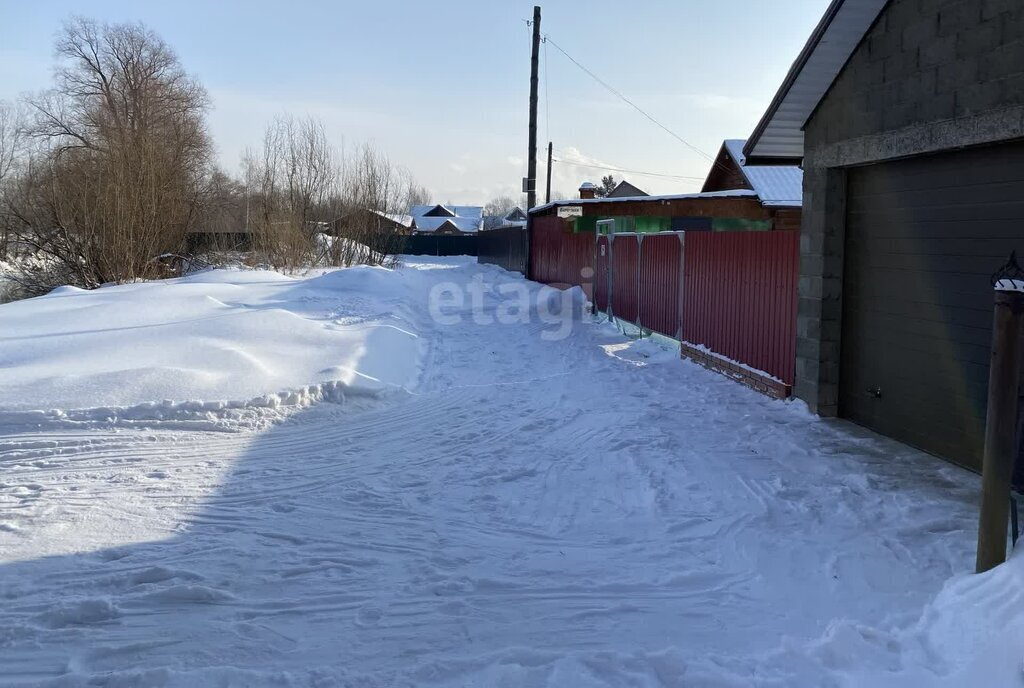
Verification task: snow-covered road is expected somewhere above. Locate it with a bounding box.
[0,257,1012,686]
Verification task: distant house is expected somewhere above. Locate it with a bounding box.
[483,206,528,230]
[539,152,801,234]
[502,207,527,225]
[533,177,796,234]
[606,180,648,198]
[331,208,413,236]
[702,139,802,210]
[410,204,483,235]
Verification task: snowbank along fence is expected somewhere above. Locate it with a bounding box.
[528,215,799,398]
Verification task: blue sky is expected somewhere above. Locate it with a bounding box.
[0,0,829,204]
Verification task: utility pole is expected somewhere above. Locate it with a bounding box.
[545,141,553,204]
[526,6,541,211]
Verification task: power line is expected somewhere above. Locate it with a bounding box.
[551,157,705,183]
[542,33,716,164]
[551,149,707,180]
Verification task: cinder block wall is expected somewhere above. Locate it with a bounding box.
[796,0,1024,414]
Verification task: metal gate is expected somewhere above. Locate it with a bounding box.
[590,229,685,338]
[595,234,611,313]
[638,233,684,339]
[611,234,640,324]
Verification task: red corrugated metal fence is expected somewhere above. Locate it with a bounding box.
[611,235,639,324]
[682,231,799,384]
[528,221,799,387]
[595,235,609,312]
[530,217,593,292]
[638,234,683,339]
[529,216,561,284]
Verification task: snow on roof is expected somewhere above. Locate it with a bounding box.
[410,204,483,233]
[369,209,413,228]
[411,205,483,220]
[723,140,803,208]
[578,182,597,189]
[412,217,482,233]
[531,189,759,214]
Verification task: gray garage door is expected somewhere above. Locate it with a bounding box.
[841,140,1024,471]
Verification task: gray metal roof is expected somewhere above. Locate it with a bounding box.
[607,180,649,198]
[410,204,483,233]
[743,0,889,161]
[723,140,803,207]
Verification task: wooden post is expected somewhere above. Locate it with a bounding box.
[976,287,1024,573]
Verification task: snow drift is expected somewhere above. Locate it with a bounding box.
[0,266,424,418]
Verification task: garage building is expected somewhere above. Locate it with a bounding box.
[744,0,1024,470]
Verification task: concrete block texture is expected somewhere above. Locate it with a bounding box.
[796,0,1023,414]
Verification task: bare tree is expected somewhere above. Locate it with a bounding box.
[4,18,212,289]
[241,117,429,270]
[0,101,22,185]
[407,181,431,208]
[0,100,26,257]
[190,168,248,253]
[243,114,339,270]
[484,195,517,217]
[333,143,422,267]
[483,194,527,229]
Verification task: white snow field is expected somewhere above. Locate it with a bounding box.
[0,266,423,420]
[0,257,1019,686]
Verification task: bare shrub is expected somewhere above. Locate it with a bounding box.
[483,195,521,229]
[332,144,427,267]
[0,100,28,258]
[243,115,338,271]
[243,119,428,270]
[2,18,212,289]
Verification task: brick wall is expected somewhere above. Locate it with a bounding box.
[796,0,1024,414]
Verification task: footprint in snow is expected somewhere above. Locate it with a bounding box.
[355,605,384,627]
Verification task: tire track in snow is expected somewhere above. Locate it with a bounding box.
[0,259,982,686]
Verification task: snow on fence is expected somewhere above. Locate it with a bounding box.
[681,230,799,392]
[477,225,527,274]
